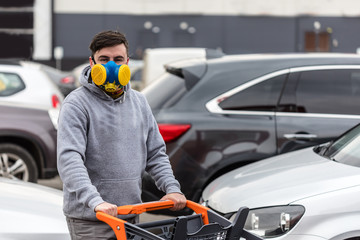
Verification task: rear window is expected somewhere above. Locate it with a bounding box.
[218,74,286,111]
[142,73,187,110]
[0,72,25,96]
[280,69,360,115]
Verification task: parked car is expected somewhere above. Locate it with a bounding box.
[71,62,87,84]
[200,123,360,239]
[128,59,144,91]
[0,59,64,109]
[21,61,78,96]
[141,52,360,209]
[0,102,59,182]
[0,177,70,239]
[141,48,210,88]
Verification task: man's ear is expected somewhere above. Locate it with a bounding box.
[89,56,95,67]
[126,57,129,65]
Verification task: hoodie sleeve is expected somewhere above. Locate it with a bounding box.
[143,102,183,195]
[57,101,104,212]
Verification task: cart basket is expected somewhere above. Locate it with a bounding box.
[96,200,262,240]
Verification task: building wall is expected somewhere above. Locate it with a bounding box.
[48,0,360,69]
[54,14,297,58]
[0,0,34,59]
[53,0,360,17]
[53,13,360,69]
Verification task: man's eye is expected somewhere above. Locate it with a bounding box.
[99,59,109,63]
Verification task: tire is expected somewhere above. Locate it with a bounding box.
[0,143,38,182]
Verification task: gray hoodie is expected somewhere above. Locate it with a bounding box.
[57,65,182,220]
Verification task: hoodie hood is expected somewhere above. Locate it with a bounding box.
[79,65,130,102]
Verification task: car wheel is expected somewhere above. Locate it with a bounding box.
[0,143,38,182]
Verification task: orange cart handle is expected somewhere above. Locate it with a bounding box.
[96,200,210,240]
[116,200,175,215]
[115,200,209,224]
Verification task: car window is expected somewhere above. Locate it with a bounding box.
[323,124,360,167]
[281,69,360,115]
[218,74,287,111]
[0,72,25,96]
[142,72,187,110]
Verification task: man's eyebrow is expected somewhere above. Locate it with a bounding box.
[98,55,110,59]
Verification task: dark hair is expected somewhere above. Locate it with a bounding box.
[89,30,129,58]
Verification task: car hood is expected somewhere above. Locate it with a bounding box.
[202,147,360,214]
[0,178,69,239]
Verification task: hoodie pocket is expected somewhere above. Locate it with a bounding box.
[97,178,142,206]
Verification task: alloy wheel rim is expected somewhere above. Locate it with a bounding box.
[0,153,29,181]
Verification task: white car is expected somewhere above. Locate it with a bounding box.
[20,61,78,96]
[0,177,69,239]
[201,124,360,240]
[0,60,64,109]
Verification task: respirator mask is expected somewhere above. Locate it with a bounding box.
[90,61,131,93]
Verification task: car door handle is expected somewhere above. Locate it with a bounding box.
[283,133,318,141]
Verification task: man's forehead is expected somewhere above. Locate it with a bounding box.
[95,44,127,57]
[97,54,125,58]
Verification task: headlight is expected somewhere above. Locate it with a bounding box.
[199,197,208,207]
[230,205,305,238]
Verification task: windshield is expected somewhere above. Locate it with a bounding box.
[322,124,360,167]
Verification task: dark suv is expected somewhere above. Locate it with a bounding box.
[0,102,59,182]
[142,53,360,209]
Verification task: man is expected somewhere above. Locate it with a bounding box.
[57,30,186,240]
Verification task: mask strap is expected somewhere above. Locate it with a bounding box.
[91,55,97,64]
[87,64,93,83]
[88,55,96,83]
[88,73,93,83]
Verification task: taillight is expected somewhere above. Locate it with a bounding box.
[158,124,191,143]
[52,94,60,108]
[61,76,75,84]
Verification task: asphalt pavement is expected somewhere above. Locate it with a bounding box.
[38,175,173,222]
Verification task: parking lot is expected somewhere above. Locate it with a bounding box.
[38,175,63,190]
[4,1,360,239]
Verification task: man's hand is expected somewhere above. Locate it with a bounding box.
[94,202,118,217]
[160,193,187,211]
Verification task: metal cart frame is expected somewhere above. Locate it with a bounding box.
[96,200,262,240]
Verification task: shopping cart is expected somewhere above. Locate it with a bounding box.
[96,200,262,240]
